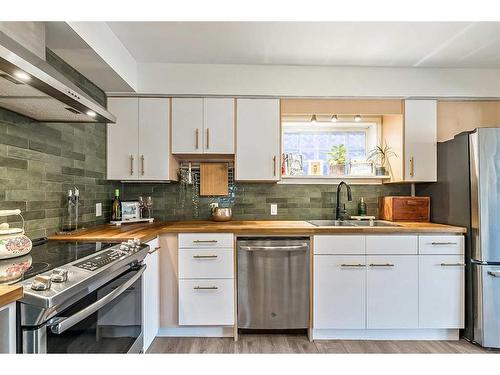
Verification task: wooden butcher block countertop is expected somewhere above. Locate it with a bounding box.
[0,286,23,307]
[48,220,466,243]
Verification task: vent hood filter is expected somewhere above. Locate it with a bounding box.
[0,31,115,123]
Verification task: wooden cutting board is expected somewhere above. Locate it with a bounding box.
[200,162,229,196]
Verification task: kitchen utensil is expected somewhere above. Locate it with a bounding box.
[211,207,233,222]
[0,209,33,259]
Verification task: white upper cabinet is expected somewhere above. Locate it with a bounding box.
[404,100,437,182]
[203,98,235,154]
[171,98,234,154]
[236,98,280,181]
[107,97,139,180]
[171,98,204,154]
[138,98,171,180]
[107,97,173,181]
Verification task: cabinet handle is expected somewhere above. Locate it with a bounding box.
[206,128,210,149]
[273,155,277,176]
[195,128,199,149]
[369,263,395,267]
[340,264,366,268]
[148,246,160,255]
[193,240,218,243]
[129,155,134,175]
[431,242,457,246]
[440,263,466,267]
[409,156,415,177]
[193,255,218,259]
[141,154,145,176]
[488,271,500,278]
[194,286,218,290]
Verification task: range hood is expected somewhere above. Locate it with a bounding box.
[0,31,116,123]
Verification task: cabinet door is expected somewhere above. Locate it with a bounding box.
[138,98,171,180]
[236,99,280,181]
[404,100,437,182]
[107,97,139,180]
[143,238,160,352]
[171,98,203,154]
[314,255,366,329]
[419,255,465,328]
[366,255,418,328]
[203,98,234,154]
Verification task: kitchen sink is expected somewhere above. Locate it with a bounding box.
[307,220,402,227]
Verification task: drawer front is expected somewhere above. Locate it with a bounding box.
[314,235,365,255]
[179,248,234,279]
[366,235,417,254]
[419,235,464,255]
[178,233,234,248]
[178,279,235,326]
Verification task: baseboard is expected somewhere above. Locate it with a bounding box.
[312,329,460,341]
[157,327,234,337]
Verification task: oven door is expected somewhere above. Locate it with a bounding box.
[23,265,145,354]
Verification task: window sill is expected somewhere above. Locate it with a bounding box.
[278,175,391,185]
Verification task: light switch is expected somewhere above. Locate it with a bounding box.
[270,203,278,216]
[96,203,102,217]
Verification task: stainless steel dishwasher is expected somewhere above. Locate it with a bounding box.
[237,237,310,330]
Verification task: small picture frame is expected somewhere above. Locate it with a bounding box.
[308,160,324,176]
[121,201,141,220]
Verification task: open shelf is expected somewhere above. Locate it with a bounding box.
[279,175,391,185]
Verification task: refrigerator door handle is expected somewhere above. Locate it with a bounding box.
[487,271,500,278]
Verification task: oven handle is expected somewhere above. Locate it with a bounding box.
[49,265,146,335]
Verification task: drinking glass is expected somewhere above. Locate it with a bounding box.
[145,196,153,219]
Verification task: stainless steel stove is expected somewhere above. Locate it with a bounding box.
[16,238,149,354]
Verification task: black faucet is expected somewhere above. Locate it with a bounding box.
[335,181,353,220]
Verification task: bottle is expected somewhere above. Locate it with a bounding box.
[112,189,122,221]
[358,197,367,216]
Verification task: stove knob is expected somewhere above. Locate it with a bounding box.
[31,275,52,291]
[133,238,141,246]
[127,239,136,248]
[51,268,68,283]
[119,244,129,251]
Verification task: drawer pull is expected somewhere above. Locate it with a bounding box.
[193,255,218,259]
[148,246,160,254]
[369,263,395,267]
[440,263,466,267]
[193,286,218,290]
[193,240,218,243]
[340,264,366,268]
[431,242,457,246]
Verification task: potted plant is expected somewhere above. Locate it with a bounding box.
[367,141,398,176]
[327,144,347,176]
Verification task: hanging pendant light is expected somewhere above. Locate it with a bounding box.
[354,114,361,122]
[311,114,317,124]
[330,115,338,122]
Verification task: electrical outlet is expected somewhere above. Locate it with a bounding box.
[96,203,102,217]
[270,203,278,216]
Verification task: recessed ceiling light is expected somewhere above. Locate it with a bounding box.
[331,115,338,122]
[86,110,97,117]
[311,114,317,124]
[354,115,361,122]
[13,71,30,81]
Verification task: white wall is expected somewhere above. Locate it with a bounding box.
[135,62,500,98]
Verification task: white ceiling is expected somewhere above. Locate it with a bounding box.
[106,22,500,68]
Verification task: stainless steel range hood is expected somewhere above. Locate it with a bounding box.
[0,31,116,123]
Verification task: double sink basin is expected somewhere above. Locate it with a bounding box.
[307,220,402,227]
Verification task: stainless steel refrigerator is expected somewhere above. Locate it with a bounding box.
[417,127,500,347]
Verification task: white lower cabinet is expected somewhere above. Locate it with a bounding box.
[179,279,235,326]
[419,255,465,328]
[143,237,160,352]
[366,255,418,329]
[314,255,366,329]
[178,233,235,326]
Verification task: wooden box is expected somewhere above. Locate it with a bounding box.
[379,196,430,222]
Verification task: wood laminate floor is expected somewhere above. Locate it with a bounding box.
[147,334,495,354]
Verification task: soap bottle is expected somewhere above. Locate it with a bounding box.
[358,197,367,216]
